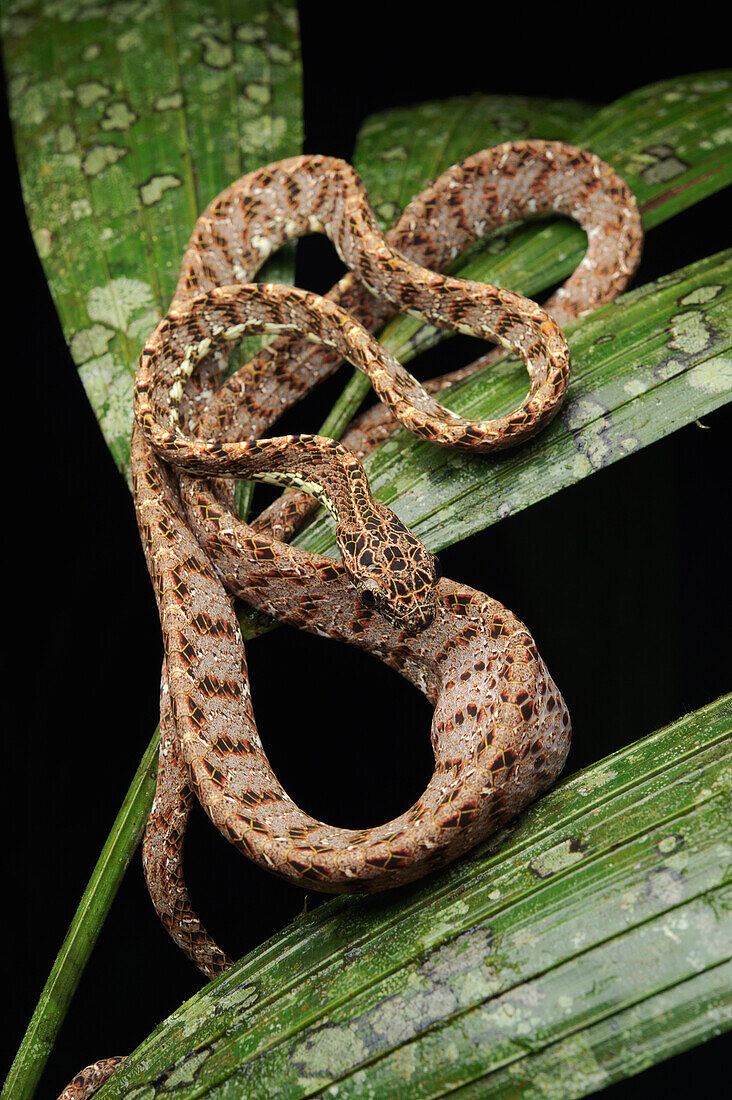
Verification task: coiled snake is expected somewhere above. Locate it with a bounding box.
[59,141,642,1098]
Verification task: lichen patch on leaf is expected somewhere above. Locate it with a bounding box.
[529,837,588,879]
[70,323,115,363]
[140,174,183,206]
[86,277,158,334]
[82,142,129,175]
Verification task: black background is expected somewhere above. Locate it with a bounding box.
[2,4,730,1097]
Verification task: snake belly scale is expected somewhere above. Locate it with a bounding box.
[58,142,641,1099]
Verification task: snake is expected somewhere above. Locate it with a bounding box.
[58,140,642,1098]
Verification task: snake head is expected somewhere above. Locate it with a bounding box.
[337,506,440,632]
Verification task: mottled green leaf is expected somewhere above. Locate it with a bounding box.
[92,694,732,1098]
[1,0,302,477]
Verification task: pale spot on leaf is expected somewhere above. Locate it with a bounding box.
[87,277,156,333]
[140,174,182,206]
[71,323,115,364]
[82,142,128,175]
[76,80,110,107]
[100,100,137,131]
[688,357,732,394]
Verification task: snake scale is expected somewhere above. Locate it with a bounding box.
[58,140,642,1099]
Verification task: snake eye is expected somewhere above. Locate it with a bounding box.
[433,556,443,581]
[360,589,376,608]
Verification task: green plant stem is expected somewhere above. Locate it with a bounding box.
[2,727,160,1100]
[317,369,372,440]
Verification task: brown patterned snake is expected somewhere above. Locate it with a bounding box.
[59,141,642,1098]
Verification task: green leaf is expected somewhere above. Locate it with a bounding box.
[1,0,303,479]
[91,694,732,1098]
[295,249,732,558]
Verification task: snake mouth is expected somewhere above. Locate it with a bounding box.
[380,592,437,635]
[400,613,435,636]
[356,580,436,634]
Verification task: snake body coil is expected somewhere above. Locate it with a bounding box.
[59,142,641,1099]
